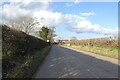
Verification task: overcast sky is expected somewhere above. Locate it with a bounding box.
[0,0,119,40]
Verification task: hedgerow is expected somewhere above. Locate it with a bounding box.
[2,25,49,78]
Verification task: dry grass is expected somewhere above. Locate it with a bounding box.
[70,45,118,59]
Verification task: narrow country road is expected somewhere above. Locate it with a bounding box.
[33,45,118,78]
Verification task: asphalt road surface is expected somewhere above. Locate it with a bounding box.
[33,45,118,78]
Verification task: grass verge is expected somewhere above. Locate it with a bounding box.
[63,45,118,59]
[5,46,51,78]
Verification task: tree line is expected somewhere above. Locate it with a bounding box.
[6,16,56,43]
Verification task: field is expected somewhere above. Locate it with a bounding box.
[64,37,118,59]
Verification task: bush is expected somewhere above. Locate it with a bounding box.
[2,25,49,78]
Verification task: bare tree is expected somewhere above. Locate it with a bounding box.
[8,16,39,34]
[47,27,57,43]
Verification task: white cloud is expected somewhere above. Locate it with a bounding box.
[21,0,33,4]
[65,3,73,7]
[0,1,117,36]
[80,12,96,16]
[74,20,117,35]
[74,0,81,3]
[33,10,62,27]
[1,0,52,2]
[0,1,50,23]
[3,4,30,18]
[59,14,117,35]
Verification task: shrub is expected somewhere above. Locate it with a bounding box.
[2,25,49,78]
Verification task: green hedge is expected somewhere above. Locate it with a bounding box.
[2,25,49,57]
[6,46,51,78]
[2,25,49,78]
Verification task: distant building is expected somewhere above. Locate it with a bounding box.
[60,40,69,44]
